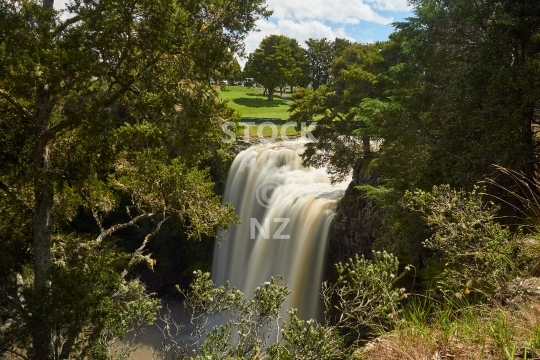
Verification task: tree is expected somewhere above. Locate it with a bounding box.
[303,38,334,90]
[227,57,243,84]
[289,41,392,181]
[0,0,270,358]
[291,0,540,268]
[391,0,540,188]
[245,34,302,101]
[286,37,306,93]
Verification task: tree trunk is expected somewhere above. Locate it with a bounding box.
[362,136,371,155]
[33,1,55,355]
[290,85,293,93]
[32,84,53,360]
[267,87,274,101]
[268,87,274,101]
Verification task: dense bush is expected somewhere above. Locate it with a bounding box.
[323,251,408,343]
[162,252,408,358]
[405,185,516,298]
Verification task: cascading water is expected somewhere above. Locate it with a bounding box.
[212,140,351,320]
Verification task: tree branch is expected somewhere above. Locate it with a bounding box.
[95,212,155,243]
[39,116,80,145]
[0,180,33,218]
[121,214,169,277]
[102,52,163,107]
[54,15,81,36]
[1,349,29,360]
[0,88,38,122]
[92,209,105,233]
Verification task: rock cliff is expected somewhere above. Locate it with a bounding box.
[328,156,385,279]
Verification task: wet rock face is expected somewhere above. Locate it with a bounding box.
[230,136,274,156]
[230,136,255,154]
[328,156,386,280]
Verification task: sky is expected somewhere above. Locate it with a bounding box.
[239,0,414,67]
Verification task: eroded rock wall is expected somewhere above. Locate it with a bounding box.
[328,156,385,279]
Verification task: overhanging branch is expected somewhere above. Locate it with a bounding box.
[96,212,155,243]
[121,213,169,277]
[0,88,38,122]
[40,117,80,145]
[54,15,81,36]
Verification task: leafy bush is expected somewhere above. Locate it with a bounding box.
[174,271,290,359]
[157,250,410,358]
[0,235,159,360]
[405,185,516,297]
[323,251,408,343]
[267,309,345,359]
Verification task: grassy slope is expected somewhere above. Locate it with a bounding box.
[219,85,292,119]
[356,298,540,360]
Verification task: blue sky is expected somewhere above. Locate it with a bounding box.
[240,1,414,67]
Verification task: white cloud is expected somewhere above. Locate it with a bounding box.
[265,0,392,25]
[364,0,411,12]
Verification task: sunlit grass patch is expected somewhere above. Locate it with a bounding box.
[219,85,292,119]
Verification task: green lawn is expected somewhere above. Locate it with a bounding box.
[219,85,292,119]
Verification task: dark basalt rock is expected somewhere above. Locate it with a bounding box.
[327,155,386,282]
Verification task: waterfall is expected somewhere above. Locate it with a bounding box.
[212,140,351,320]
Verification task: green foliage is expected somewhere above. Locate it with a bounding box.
[111,148,237,239]
[289,41,391,182]
[405,185,516,297]
[0,0,270,357]
[392,0,539,188]
[226,57,244,84]
[267,309,345,359]
[172,253,408,358]
[323,251,409,343]
[349,182,428,282]
[302,38,335,90]
[1,235,160,359]
[178,271,291,359]
[289,0,540,284]
[245,35,303,101]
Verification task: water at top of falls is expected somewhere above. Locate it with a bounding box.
[212,139,351,321]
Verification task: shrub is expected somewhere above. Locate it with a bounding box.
[165,251,409,357]
[170,271,290,359]
[405,185,516,298]
[323,251,409,343]
[267,309,345,359]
